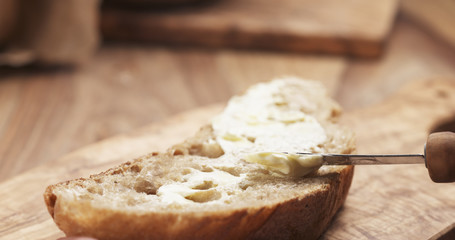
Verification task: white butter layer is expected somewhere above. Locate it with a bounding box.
[157,78,328,204]
[212,79,326,176]
[245,152,323,177]
[157,169,243,204]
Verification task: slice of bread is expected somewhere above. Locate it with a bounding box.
[44,77,355,240]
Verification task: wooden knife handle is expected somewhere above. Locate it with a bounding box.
[425,132,455,182]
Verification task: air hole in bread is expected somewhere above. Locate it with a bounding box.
[239,181,253,190]
[192,180,215,190]
[129,164,142,173]
[213,166,240,177]
[112,169,123,175]
[173,149,185,156]
[200,165,214,172]
[189,142,224,158]
[87,185,103,195]
[181,168,192,175]
[189,144,201,154]
[134,178,158,195]
[226,190,235,196]
[184,189,221,203]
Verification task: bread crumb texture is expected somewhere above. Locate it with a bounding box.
[44,77,355,240]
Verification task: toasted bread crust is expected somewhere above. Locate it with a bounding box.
[45,166,353,240]
[249,166,353,240]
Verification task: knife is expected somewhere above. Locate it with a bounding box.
[295,131,455,183]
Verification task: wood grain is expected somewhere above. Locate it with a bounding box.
[336,16,455,110]
[0,47,346,182]
[101,0,399,57]
[0,0,17,46]
[429,223,455,240]
[402,0,455,50]
[1,79,455,239]
[327,79,455,239]
[2,0,99,65]
[0,105,222,240]
[1,11,455,239]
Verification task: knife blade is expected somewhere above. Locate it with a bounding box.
[294,153,425,165]
[294,131,455,183]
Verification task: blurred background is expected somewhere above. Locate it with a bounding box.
[0,0,455,183]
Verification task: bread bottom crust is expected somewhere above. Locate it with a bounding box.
[47,166,353,240]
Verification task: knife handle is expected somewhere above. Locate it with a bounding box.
[425,132,455,182]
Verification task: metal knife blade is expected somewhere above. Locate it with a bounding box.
[295,153,425,165]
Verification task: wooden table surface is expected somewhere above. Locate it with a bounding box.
[1,2,455,238]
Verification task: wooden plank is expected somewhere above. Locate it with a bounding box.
[0,0,99,65]
[101,0,399,57]
[324,79,455,239]
[336,17,455,110]
[0,105,222,240]
[402,0,455,50]
[1,79,455,239]
[0,0,17,46]
[429,223,455,240]
[0,47,346,182]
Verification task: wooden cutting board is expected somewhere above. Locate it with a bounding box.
[0,79,454,239]
[101,0,399,57]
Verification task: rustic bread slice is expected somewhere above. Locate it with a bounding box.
[44,77,355,240]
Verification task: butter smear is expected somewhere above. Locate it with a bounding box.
[212,79,327,177]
